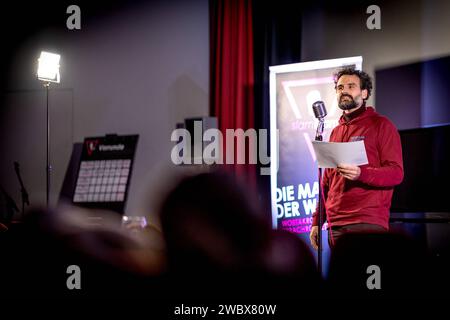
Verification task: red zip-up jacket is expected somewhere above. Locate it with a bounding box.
[312,106,404,230]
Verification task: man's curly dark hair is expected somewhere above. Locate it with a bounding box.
[334,67,373,101]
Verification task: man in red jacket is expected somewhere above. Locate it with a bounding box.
[310,67,403,249]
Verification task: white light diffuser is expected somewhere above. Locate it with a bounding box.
[37,51,61,83]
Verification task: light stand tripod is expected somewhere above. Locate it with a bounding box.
[37,50,60,208]
[44,82,51,207]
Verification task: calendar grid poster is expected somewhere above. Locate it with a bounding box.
[73,134,139,214]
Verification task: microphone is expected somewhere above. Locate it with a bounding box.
[312,101,327,141]
[312,101,327,120]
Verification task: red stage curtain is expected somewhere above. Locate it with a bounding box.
[210,0,256,187]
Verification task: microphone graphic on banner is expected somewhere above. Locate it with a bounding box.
[312,101,327,141]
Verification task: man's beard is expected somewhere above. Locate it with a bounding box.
[338,94,358,110]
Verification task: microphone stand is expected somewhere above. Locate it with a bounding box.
[14,162,30,219]
[0,184,19,223]
[315,118,324,276]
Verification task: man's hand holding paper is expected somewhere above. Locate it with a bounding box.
[336,164,361,180]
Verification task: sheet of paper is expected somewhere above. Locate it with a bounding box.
[311,140,368,168]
